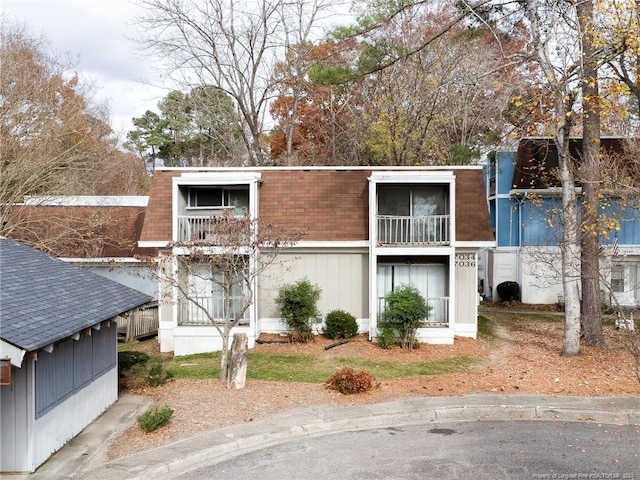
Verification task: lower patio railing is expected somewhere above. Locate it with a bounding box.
[378,296,449,327]
[177,296,250,326]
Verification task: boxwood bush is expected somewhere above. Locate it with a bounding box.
[324,309,358,339]
[275,278,321,342]
[497,281,521,302]
[118,351,149,376]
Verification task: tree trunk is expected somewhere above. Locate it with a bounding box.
[219,335,229,382]
[227,333,248,389]
[578,0,605,347]
[558,135,582,357]
[562,243,582,356]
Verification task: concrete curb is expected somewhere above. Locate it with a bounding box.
[76,394,640,480]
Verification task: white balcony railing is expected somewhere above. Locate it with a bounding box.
[377,215,450,245]
[177,296,250,326]
[378,296,449,327]
[177,215,249,243]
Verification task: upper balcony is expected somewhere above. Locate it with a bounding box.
[377,214,450,245]
[177,215,251,243]
[174,181,253,243]
[376,183,451,247]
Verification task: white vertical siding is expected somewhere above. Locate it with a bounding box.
[32,367,117,471]
[1,363,30,472]
[258,251,368,320]
[455,251,479,338]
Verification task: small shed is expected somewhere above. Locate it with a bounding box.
[0,238,153,473]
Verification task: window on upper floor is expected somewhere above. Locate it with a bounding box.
[377,185,448,217]
[187,186,249,210]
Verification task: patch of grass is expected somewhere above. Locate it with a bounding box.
[477,315,496,341]
[165,352,220,379]
[118,341,146,352]
[162,351,477,383]
[522,313,563,323]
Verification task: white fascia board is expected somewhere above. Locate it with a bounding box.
[156,166,483,173]
[372,245,455,256]
[285,241,369,249]
[455,241,496,248]
[177,172,262,184]
[61,257,143,264]
[509,187,582,197]
[369,171,455,183]
[172,245,253,256]
[138,241,170,248]
[1,339,26,368]
[21,196,149,207]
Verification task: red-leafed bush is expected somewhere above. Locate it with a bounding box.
[326,367,375,394]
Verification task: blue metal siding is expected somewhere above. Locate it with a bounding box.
[35,351,55,418]
[496,198,520,246]
[34,323,116,419]
[496,151,516,194]
[515,197,640,248]
[521,198,562,246]
[35,340,73,418]
[93,325,116,377]
[74,334,93,389]
[605,200,640,246]
[54,340,74,405]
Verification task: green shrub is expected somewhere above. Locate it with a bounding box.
[326,367,374,394]
[381,285,431,351]
[377,325,396,349]
[497,281,520,302]
[324,309,359,339]
[137,405,174,433]
[146,358,174,387]
[275,278,321,342]
[118,351,149,376]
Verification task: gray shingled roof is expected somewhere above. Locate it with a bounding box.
[0,238,153,352]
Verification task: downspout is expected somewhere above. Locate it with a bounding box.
[517,194,525,293]
[368,177,377,341]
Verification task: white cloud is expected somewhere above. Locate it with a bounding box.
[4,0,169,144]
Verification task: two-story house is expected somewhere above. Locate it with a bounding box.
[483,137,640,307]
[139,167,495,355]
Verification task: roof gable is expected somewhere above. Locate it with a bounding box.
[0,238,152,351]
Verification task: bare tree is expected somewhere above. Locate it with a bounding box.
[6,202,142,258]
[155,210,301,384]
[0,22,144,237]
[520,0,583,356]
[133,0,341,166]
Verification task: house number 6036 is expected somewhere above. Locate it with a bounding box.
[455,254,476,267]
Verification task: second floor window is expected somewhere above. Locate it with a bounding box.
[378,185,448,217]
[187,187,249,210]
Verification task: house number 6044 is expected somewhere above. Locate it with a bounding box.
[455,254,476,267]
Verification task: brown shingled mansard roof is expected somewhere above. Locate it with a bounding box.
[139,168,494,244]
[8,201,156,258]
[512,137,628,190]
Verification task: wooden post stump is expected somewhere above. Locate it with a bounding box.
[227,333,248,389]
